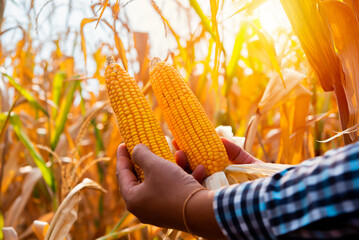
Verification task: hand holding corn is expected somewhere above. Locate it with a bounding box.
[117,138,262,238]
[116,143,224,239]
[175,138,262,176]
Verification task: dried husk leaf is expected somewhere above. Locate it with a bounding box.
[45,178,105,240]
[1,143,21,193]
[2,227,18,240]
[32,220,49,240]
[5,168,42,227]
[224,163,292,184]
[203,171,230,190]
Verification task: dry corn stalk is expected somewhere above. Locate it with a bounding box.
[149,57,230,176]
[105,57,175,180]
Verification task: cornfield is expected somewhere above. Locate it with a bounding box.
[0,0,358,239]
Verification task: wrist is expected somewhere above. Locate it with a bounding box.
[185,189,225,239]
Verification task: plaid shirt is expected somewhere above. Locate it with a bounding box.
[213,141,359,239]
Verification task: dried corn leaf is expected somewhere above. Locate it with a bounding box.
[320,1,359,141]
[80,18,97,69]
[0,74,10,111]
[277,84,312,164]
[258,69,305,113]
[32,220,49,240]
[5,168,42,227]
[95,0,109,29]
[134,32,150,84]
[45,178,105,240]
[280,0,341,92]
[2,227,18,240]
[318,123,359,143]
[1,143,21,193]
[151,0,186,61]
[96,224,146,240]
[244,69,305,152]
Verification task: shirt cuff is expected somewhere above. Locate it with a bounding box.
[213,178,275,240]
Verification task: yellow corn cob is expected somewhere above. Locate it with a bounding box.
[149,57,229,176]
[105,57,175,181]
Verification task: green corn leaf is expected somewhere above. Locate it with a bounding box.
[2,71,49,117]
[189,0,216,39]
[0,212,3,240]
[52,71,67,119]
[10,114,55,190]
[51,79,80,150]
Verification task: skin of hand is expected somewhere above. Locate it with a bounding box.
[174,137,262,180]
[116,138,261,239]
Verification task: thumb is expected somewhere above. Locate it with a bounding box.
[132,144,159,173]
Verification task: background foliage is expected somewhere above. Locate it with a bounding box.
[0,0,358,239]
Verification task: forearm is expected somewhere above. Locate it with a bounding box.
[185,190,226,239]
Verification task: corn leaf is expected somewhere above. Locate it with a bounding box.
[1,143,21,193]
[189,0,216,39]
[0,212,3,239]
[2,227,18,240]
[95,224,146,240]
[277,84,312,164]
[224,0,268,19]
[50,80,80,150]
[2,72,48,117]
[244,69,305,152]
[249,23,283,84]
[80,18,97,70]
[113,30,128,71]
[225,23,247,80]
[95,0,109,29]
[280,0,340,92]
[320,1,359,140]
[45,178,105,240]
[151,0,187,62]
[258,69,305,114]
[51,71,66,119]
[5,168,42,227]
[0,74,10,112]
[32,220,50,240]
[9,115,54,189]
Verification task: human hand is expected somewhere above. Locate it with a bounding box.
[173,137,262,179]
[117,143,221,236]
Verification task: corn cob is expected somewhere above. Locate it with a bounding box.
[105,57,175,181]
[149,57,229,176]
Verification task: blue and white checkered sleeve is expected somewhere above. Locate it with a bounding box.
[213,176,276,240]
[213,141,359,240]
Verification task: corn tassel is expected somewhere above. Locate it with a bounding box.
[105,57,175,181]
[149,57,229,176]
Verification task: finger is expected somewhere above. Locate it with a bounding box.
[191,164,206,182]
[175,150,188,170]
[221,138,261,164]
[132,144,159,172]
[172,139,179,150]
[117,144,139,195]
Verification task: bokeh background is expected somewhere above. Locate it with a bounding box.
[1,0,358,239]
